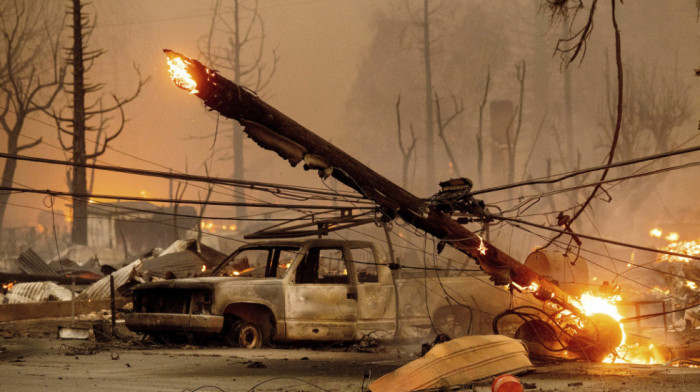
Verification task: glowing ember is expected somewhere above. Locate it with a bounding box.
[687,280,698,290]
[166,54,198,94]
[650,228,663,238]
[477,235,487,255]
[651,286,670,295]
[2,282,14,291]
[666,232,679,241]
[659,239,700,263]
[510,281,539,293]
[201,265,207,272]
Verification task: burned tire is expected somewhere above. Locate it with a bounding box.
[433,306,471,339]
[232,320,263,349]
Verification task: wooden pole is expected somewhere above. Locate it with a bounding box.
[163,49,581,316]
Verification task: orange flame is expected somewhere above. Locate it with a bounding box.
[165,52,198,94]
[477,235,487,255]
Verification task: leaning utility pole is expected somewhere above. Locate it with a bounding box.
[163,49,577,312]
[163,49,623,361]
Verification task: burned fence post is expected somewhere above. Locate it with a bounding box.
[110,274,116,336]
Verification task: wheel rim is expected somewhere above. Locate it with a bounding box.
[238,323,262,348]
[435,311,468,338]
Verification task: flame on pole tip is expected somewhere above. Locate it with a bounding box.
[477,234,487,255]
[164,49,199,95]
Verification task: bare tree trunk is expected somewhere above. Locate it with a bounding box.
[507,61,526,186]
[70,0,88,245]
[423,0,435,194]
[562,23,575,168]
[0,135,20,243]
[395,95,417,189]
[435,93,465,178]
[477,68,490,188]
[232,0,247,219]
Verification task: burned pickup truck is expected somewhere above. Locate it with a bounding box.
[125,238,511,348]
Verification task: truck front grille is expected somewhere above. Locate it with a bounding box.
[135,289,207,314]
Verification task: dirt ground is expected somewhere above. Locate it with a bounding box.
[2,317,700,392]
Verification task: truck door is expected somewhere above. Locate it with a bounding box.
[349,245,397,340]
[285,246,357,341]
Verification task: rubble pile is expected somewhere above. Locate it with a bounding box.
[0,240,223,320]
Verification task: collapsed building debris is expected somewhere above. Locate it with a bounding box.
[17,248,57,276]
[139,239,226,280]
[3,281,73,304]
[79,259,142,300]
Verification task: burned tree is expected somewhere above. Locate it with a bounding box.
[198,0,278,220]
[395,94,418,189]
[420,0,436,194]
[476,68,490,188]
[434,93,465,178]
[601,60,690,161]
[507,61,526,187]
[49,0,147,244]
[0,0,66,243]
[593,59,692,221]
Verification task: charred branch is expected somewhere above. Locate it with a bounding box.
[395,94,417,189]
[476,67,490,187]
[434,92,464,177]
[539,0,623,252]
[541,0,598,64]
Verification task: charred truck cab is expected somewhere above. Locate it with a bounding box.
[126,239,399,348]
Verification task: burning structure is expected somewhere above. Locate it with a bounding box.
[160,49,636,362]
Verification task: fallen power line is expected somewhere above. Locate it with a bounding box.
[0,152,368,202]
[470,144,700,196]
[0,185,375,211]
[494,214,700,261]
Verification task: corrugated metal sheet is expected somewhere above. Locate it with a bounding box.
[141,252,206,279]
[136,240,226,279]
[159,239,193,256]
[16,249,56,276]
[4,293,33,304]
[79,259,142,300]
[5,281,73,303]
[158,240,225,267]
[49,245,124,267]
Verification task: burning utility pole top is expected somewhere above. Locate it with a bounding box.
[163,49,624,361]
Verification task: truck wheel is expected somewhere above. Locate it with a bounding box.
[233,320,263,349]
[433,307,470,339]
